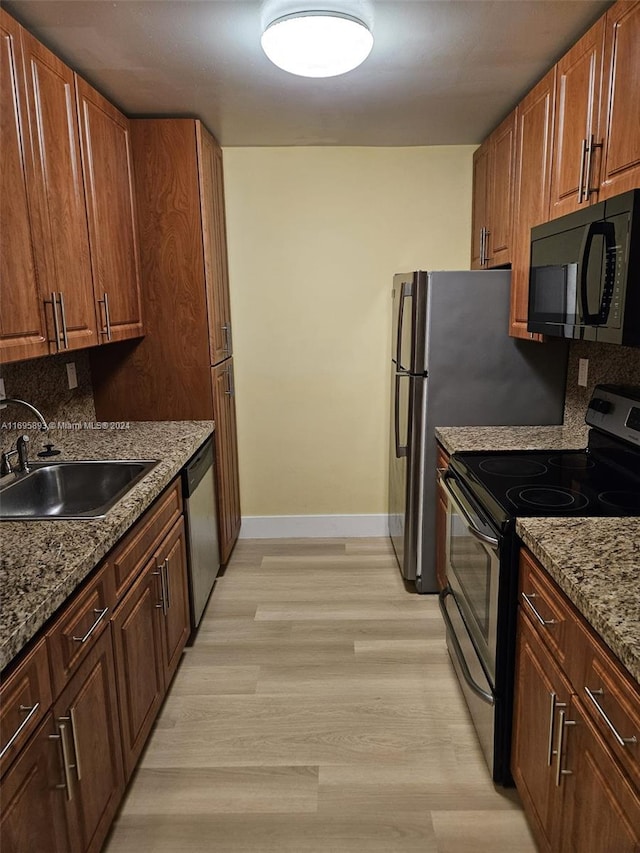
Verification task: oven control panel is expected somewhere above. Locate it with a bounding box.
[586,385,640,446]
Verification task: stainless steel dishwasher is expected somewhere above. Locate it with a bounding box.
[182,438,220,631]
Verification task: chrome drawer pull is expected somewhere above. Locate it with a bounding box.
[547,692,566,766]
[0,702,40,759]
[585,686,638,748]
[72,606,109,643]
[49,727,73,800]
[58,292,69,349]
[555,709,576,787]
[521,592,557,628]
[69,707,83,780]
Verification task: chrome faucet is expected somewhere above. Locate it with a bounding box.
[0,398,48,476]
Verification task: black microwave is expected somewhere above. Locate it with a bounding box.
[527,189,640,347]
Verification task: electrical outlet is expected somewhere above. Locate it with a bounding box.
[66,362,78,390]
[578,358,589,388]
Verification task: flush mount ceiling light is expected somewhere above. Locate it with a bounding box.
[261,11,374,78]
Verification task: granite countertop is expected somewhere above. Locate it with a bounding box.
[0,421,214,673]
[434,422,639,685]
[435,423,589,456]
[518,517,640,685]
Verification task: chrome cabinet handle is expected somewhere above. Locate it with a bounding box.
[585,686,638,747]
[163,557,171,610]
[55,722,75,801]
[46,292,62,350]
[555,709,576,786]
[547,692,567,766]
[225,363,235,397]
[58,292,69,349]
[480,227,487,266]
[0,703,41,759]
[484,229,490,266]
[99,292,112,340]
[222,323,231,356]
[154,562,168,615]
[584,134,602,201]
[72,607,109,643]
[521,592,557,628]
[578,138,588,203]
[68,707,83,780]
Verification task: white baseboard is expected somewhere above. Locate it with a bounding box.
[239,514,388,539]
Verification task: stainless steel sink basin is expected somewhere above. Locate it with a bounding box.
[0,460,158,520]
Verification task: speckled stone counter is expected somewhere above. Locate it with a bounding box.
[435,423,588,456]
[0,421,214,672]
[517,517,640,685]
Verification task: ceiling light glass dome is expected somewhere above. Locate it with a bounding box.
[261,12,374,78]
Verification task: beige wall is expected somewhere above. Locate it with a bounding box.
[223,146,475,517]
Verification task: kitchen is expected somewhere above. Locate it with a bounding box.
[1,0,639,851]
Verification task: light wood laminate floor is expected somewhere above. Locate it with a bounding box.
[105,538,536,852]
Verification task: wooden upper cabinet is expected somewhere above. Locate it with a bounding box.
[599,0,640,199]
[510,69,555,340]
[197,124,232,365]
[76,77,143,343]
[20,28,98,353]
[550,18,605,219]
[470,140,490,269]
[0,10,49,363]
[487,110,516,267]
[470,111,515,270]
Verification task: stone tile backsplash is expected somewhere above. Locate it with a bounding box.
[0,352,96,455]
[564,340,640,431]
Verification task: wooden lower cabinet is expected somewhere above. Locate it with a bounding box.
[212,359,241,564]
[561,696,640,853]
[0,713,72,853]
[513,549,640,853]
[111,558,165,781]
[52,628,124,853]
[0,478,192,851]
[112,515,190,780]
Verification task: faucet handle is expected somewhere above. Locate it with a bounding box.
[1,449,18,477]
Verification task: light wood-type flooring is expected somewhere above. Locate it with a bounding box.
[104,538,537,852]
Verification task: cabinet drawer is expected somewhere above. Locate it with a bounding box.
[576,621,640,788]
[46,561,116,697]
[0,638,52,777]
[518,549,575,671]
[111,478,182,600]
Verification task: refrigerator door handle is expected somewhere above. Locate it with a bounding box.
[394,373,408,458]
[395,279,413,370]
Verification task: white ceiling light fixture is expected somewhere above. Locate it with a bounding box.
[261,11,374,78]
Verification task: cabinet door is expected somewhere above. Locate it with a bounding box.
[512,608,569,853]
[20,29,98,353]
[198,124,232,365]
[157,517,190,684]
[599,0,640,199]
[53,627,124,853]
[0,10,50,363]
[487,109,516,267]
[510,68,555,340]
[550,18,604,219]
[0,713,71,853]
[211,359,241,564]
[111,559,165,782]
[76,76,144,343]
[470,140,490,269]
[561,696,640,853]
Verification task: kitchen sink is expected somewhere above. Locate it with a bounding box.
[0,460,158,520]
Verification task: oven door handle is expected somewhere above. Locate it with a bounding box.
[441,475,499,548]
[439,588,495,706]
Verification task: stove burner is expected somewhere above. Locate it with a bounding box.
[548,453,595,470]
[507,485,590,512]
[599,491,640,510]
[479,458,548,478]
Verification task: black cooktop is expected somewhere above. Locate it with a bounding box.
[450,441,640,526]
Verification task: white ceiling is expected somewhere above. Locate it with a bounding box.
[6,0,611,146]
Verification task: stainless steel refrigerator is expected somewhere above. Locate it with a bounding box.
[388,270,568,592]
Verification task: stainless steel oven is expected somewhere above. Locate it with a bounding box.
[438,472,508,781]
